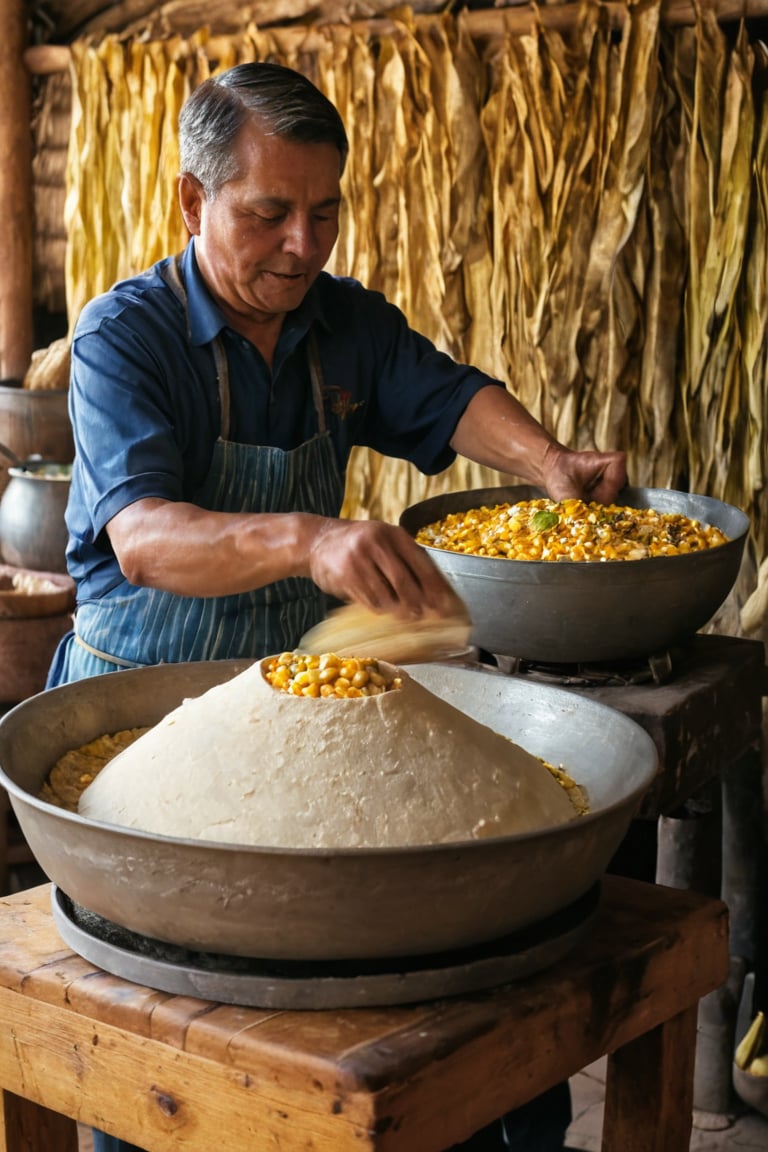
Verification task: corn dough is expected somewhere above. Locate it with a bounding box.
[78,659,577,847]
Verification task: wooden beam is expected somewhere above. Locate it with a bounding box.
[0,0,34,382]
[23,44,71,77]
[488,0,768,35]
[23,0,768,75]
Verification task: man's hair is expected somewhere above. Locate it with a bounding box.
[178,62,349,197]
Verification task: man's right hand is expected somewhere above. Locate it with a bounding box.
[305,517,464,621]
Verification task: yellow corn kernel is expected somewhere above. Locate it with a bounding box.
[265,653,402,699]
[414,498,730,564]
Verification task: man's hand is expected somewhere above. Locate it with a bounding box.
[306,518,464,619]
[450,386,628,505]
[540,443,628,504]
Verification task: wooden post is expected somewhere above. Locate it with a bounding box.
[0,0,34,383]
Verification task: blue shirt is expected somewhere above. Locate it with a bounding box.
[66,241,503,600]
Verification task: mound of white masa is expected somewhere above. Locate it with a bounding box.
[78,658,577,847]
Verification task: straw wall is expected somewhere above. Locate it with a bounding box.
[29,2,768,633]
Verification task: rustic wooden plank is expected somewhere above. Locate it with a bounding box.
[222,1002,437,1066]
[0,985,376,1151]
[179,1002,286,1063]
[0,0,34,380]
[0,890,172,1030]
[64,970,173,1035]
[148,995,222,1048]
[0,890,85,986]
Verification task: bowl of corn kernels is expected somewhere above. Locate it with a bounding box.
[399,485,749,664]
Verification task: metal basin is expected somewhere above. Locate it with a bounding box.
[400,485,749,663]
[0,660,657,960]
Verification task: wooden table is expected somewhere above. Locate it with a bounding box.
[0,877,728,1152]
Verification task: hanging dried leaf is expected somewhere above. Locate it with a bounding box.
[59,7,768,630]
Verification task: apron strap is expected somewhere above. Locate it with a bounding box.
[159,254,232,439]
[212,337,231,441]
[307,328,327,435]
[73,628,146,669]
[160,252,327,440]
[159,254,190,333]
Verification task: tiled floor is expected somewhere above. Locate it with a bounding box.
[567,1058,768,1151]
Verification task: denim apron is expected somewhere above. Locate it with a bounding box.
[49,257,344,685]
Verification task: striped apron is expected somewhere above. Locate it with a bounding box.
[50,258,344,684]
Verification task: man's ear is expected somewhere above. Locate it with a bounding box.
[178,172,205,235]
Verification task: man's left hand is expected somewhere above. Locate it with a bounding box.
[541,443,628,505]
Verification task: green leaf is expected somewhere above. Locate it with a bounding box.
[531,510,560,532]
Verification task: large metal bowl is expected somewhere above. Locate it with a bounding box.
[400,485,749,663]
[0,660,656,960]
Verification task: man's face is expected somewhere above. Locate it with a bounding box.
[182,118,342,327]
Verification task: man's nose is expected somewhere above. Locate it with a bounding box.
[282,216,317,258]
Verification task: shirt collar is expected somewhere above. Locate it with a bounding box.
[180,240,332,349]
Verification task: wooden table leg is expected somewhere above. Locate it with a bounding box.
[0,795,9,897]
[0,1090,79,1152]
[602,1004,698,1152]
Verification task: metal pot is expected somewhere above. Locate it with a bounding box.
[0,385,73,499]
[399,485,749,663]
[0,659,656,960]
[0,462,71,574]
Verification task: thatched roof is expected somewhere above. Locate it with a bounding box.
[29,0,448,43]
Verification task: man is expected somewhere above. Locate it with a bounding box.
[49,60,624,684]
[50,62,624,1150]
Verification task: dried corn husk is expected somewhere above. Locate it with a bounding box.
[23,337,70,391]
[58,4,768,634]
[300,601,472,664]
[681,14,755,499]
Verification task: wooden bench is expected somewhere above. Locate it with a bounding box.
[0,876,727,1151]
